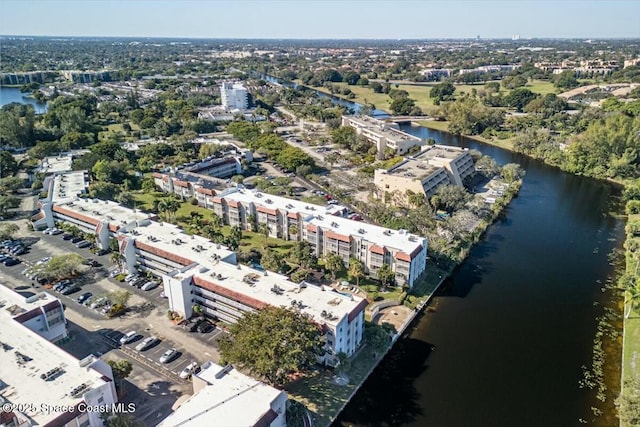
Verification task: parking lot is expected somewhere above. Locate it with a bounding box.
[0,220,227,425]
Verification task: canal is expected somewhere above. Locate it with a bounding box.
[334,124,625,426]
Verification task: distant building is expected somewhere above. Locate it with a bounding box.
[374,144,475,203]
[419,68,453,81]
[159,361,287,427]
[341,116,423,159]
[220,82,248,110]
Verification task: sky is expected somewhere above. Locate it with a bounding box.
[2,0,639,39]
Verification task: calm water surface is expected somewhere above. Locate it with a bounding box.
[0,86,47,113]
[335,125,624,427]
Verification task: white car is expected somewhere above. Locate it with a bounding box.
[124,274,138,282]
[141,281,159,291]
[36,257,51,265]
[136,336,159,351]
[119,331,137,345]
[179,362,200,379]
[42,228,54,234]
[90,297,108,309]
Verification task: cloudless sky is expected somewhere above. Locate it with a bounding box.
[2,0,639,39]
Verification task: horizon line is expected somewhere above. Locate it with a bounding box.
[2,34,640,41]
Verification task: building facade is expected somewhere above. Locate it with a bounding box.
[374,144,475,204]
[341,115,423,159]
[220,82,248,110]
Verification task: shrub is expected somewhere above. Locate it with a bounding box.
[114,273,126,282]
[189,197,199,206]
[626,200,640,215]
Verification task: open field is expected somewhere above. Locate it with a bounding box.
[309,79,557,114]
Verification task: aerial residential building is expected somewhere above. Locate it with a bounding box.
[211,188,428,288]
[0,286,68,343]
[374,144,475,203]
[35,197,153,249]
[117,220,237,277]
[159,361,287,427]
[0,300,117,427]
[341,115,423,159]
[220,82,248,110]
[419,68,454,80]
[164,261,367,361]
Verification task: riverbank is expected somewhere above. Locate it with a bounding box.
[414,119,515,150]
[620,211,640,427]
[288,176,523,427]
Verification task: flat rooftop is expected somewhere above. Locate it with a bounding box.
[40,156,73,174]
[159,361,284,427]
[59,198,152,228]
[220,189,425,254]
[49,171,88,202]
[344,115,420,144]
[0,286,59,317]
[0,296,108,425]
[125,221,236,265]
[179,259,366,327]
[383,144,470,179]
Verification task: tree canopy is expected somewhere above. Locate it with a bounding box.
[218,306,323,386]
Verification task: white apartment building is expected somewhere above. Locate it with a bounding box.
[211,188,428,288]
[220,82,248,110]
[0,305,117,427]
[0,286,68,343]
[374,144,475,203]
[341,115,423,159]
[159,361,287,427]
[164,262,367,361]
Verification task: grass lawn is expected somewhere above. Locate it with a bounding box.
[621,213,640,427]
[286,337,391,427]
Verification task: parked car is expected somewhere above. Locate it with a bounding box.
[95,249,109,256]
[76,292,93,304]
[11,246,26,256]
[130,278,146,288]
[119,331,138,345]
[124,274,138,282]
[197,320,214,333]
[0,254,8,262]
[179,362,200,379]
[109,269,122,278]
[71,236,83,244]
[42,228,54,234]
[61,285,80,295]
[37,257,51,265]
[3,258,20,266]
[90,297,108,309]
[61,234,73,240]
[100,304,113,315]
[50,228,63,235]
[141,281,159,291]
[159,348,178,363]
[75,241,91,249]
[136,336,159,351]
[53,280,72,292]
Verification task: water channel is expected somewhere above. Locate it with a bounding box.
[334,124,625,426]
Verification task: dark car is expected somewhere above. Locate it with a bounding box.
[53,280,72,292]
[71,236,83,244]
[3,257,21,266]
[62,234,74,240]
[197,321,214,333]
[61,285,81,295]
[75,241,91,248]
[95,249,109,256]
[11,246,27,256]
[76,292,93,304]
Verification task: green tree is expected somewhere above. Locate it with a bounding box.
[430,185,470,213]
[377,263,395,288]
[261,248,285,272]
[218,306,322,386]
[290,241,317,270]
[110,252,125,271]
[32,253,84,280]
[0,176,24,193]
[0,103,35,147]
[331,126,357,149]
[504,88,538,112]
[615,375,640,426]
[0,223,19,241]
[141,176,157,193]
[0,195,20,217]
[429,81,456,102]
[106,359,133,398]
[364,321,396,351]
[0,151,18,178]
[553,70,579,90]
[258,223,271,247]
[348,257,364,287]
[323,253,345,280]
[501,163,526,183]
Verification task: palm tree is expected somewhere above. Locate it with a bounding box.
[625,286,640,319]
[324,253,344,280]
[348,258,364,287]
[259,223,270,247]
[110,252,126,272]
[107,359,133,399]
[159,199,180,223]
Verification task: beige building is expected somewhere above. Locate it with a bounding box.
[374,144,475,203]
[341,115,423,159]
